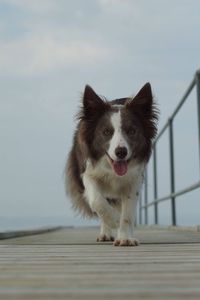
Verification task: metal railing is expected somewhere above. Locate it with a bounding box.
[138,69,200,226]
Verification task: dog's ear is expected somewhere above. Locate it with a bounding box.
[126,83,154,115]
[126,82,159,139]
[132,83,152,107]
[82,85,108,118]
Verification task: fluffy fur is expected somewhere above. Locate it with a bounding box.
[65,83,158,246]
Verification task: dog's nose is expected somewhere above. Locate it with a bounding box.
[115,147,128,160]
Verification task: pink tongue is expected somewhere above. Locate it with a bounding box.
[113,161,128,176]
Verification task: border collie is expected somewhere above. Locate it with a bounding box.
[65,83,158,246]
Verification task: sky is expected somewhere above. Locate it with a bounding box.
[0,0,200,230]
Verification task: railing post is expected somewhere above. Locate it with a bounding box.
[169,118,176,226]
[153,145,158,224]
[139,193,142,225]
[195,69,200,173]
[144,168,148,225]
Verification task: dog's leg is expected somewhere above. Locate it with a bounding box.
[113,196,139,246]
[114,181,142,247]
[83,175,120,229]
[97,221,114,242]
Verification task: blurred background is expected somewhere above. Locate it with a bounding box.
[0,0,200,231]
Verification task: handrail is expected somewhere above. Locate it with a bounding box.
[138,69,200,226]
[142,180,200,209]
[155,76,196,145]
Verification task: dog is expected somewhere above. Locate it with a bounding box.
[65,83,158,246]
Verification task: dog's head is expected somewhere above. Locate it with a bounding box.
[78,83,158,176]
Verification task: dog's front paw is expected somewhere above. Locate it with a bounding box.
[97,234,115,242]
[113,238,140,246]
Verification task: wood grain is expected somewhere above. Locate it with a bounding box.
[0,227,200,299]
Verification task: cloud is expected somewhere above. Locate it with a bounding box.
[2,0,60,15]
[98,0,137,12]
[0,35,111,76]
[0,0,114,76]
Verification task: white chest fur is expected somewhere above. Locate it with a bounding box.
[82,156,144,199]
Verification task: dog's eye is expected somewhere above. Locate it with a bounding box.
[127,128,136,135]
[103,128,113,136]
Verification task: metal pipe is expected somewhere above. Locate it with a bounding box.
[139,193,142,225]
[171,78,195,120]
[144,168,148,225]
[154,122,169,144]
[153,146,158,224]
[141,70,199,225]
[154,78,195,145]
[142,180,200,209]
[169,119,176,226]
[195,70,200,174]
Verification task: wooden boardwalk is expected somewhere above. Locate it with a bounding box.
[0,226,200,300]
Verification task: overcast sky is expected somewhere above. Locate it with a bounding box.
[0,0,200,230]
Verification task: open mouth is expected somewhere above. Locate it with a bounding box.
[106,152,128,176]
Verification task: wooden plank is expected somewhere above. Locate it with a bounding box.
[0,227,63,240]
[0,226,200,245]
[0,243,200,299]
[0,227,200,300]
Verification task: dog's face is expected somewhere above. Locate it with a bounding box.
[79,84,158,176]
